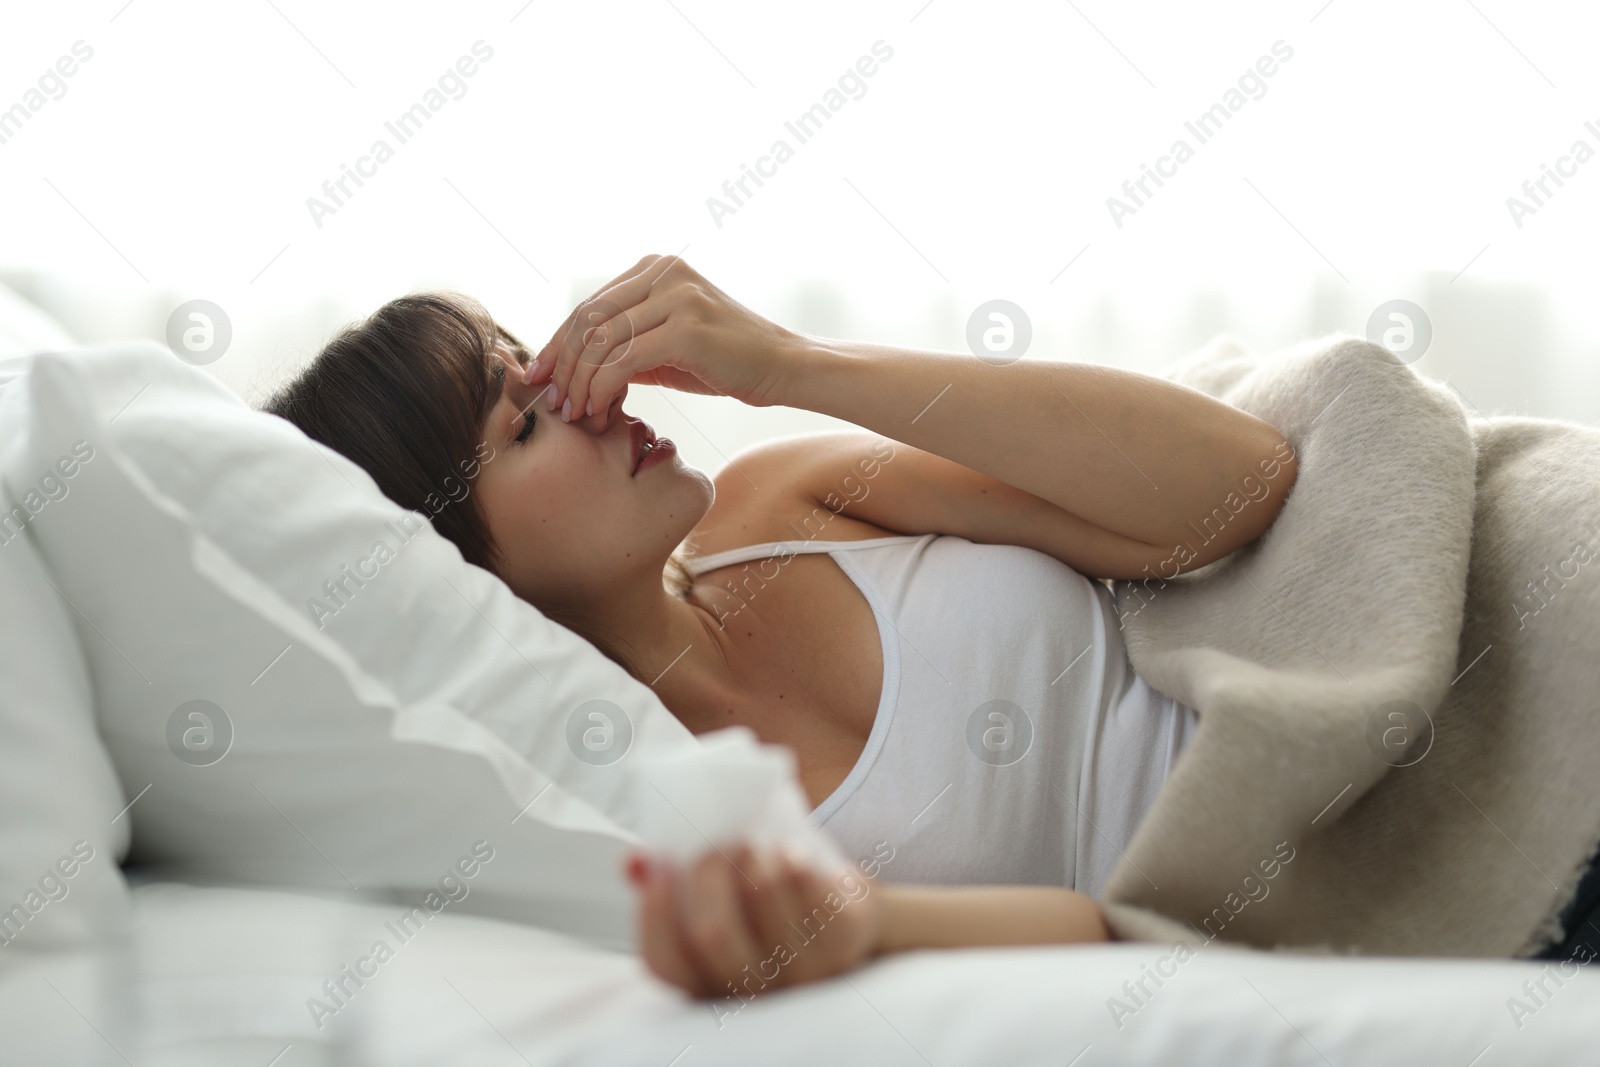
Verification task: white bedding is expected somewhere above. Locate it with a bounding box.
[1,286,1594,1065]
[121,880,1599,1067]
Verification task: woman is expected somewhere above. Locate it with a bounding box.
[263,254,1300,999]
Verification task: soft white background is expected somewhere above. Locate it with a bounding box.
[3,0,1598,474]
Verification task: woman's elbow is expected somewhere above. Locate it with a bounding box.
[1233,430,1298,548]
[1171,430,1298,573]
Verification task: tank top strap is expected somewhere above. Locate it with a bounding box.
[683,534,926,577]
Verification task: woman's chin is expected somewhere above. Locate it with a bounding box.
[671,460,714,498]
[638,456,713,521]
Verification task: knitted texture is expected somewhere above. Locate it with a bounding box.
[1099,332,1600,958]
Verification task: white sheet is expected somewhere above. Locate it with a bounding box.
[121,880,1600,1066]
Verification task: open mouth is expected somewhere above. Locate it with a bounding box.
[631,421,659,476]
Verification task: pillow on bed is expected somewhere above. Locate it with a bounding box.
[1,341,843,948]
[0,370,136,1060]
[0,327,130,958]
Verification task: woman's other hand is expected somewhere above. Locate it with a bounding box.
[624,842,882,1000]
[526,254,804,430]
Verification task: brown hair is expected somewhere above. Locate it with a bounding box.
[260,290,695,679]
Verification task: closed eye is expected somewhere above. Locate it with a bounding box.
[514,405,536,444]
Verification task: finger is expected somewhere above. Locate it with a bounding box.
[579,381,630,435]
[521,338,554,385]
[678,847,764,995]
[563,296,671,423]
[537,255,660,370]
[541,304,608,415]
[583,332,656,418]
[583,325,703,421]
[539,255,678,401]
[738,847,807,982]
[582,252,686,324]
[556,255,688,416]
[637,858,713,997]
[583,281,728,416]
[619,358,724,398]
[772,854,844,984]
[774,853,820,982]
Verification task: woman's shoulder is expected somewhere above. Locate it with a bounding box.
[687,435,898,559]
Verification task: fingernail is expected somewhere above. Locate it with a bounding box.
[585,397,594,417]
[547,384,562,410]
[561,396,572,422]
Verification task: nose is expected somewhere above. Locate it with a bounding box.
[573,382,630,434]
[499,340,628,433]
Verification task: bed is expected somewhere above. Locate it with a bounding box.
[2,283,1597,1066]
[115,877,1600,1066]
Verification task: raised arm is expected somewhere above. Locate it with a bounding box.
[719,428,1293,580]
[529,255,1295,562]
[773,336,1295,562]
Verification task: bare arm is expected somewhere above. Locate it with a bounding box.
[531,256,1295,564]
[871,882,1110,955]
[771,335,1296,559]
[627,845,1110,999]
[721,428,1295,580]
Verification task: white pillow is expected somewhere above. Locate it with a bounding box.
[2,341,844,948]
[0,369,136,1062]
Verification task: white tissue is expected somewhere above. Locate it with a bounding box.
[628,726,852,876]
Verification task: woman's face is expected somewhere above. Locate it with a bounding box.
[472,342,713,611]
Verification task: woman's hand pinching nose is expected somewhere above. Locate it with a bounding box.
[535,254,806,431]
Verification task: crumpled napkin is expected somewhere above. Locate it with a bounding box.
[627,726,853,876]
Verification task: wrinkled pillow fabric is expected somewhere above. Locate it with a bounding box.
[1,342,842,948]
[0,369,137,1063]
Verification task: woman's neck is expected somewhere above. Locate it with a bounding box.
[589,578,761,736]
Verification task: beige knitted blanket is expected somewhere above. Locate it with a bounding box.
[1098,332,1600,958]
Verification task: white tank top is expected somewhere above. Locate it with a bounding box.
[684,533,1198,897]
